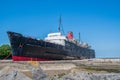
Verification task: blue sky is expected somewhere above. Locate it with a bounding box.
[0,0,120,58]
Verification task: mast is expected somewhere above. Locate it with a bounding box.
[58,15,61,32]
[79,32,80,42]
[58,15,65,34]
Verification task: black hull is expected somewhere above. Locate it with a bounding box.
[7,31,95,61]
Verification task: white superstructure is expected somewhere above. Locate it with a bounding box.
[45,32,91,48]
[45,32,67,46]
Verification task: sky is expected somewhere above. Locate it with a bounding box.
[0,0,120,58]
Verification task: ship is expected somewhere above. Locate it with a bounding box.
[7,17,95,61]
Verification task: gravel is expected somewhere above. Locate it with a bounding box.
[1,66,120,80]
[0,67,32,80]
[0,66,49,80]
[62,71,120,80]
[31,67,49,80]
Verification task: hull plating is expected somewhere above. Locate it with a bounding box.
[7,31,95,61]
[12,56,52,61]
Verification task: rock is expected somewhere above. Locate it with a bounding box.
[31,67,49,80]
[0,66,50,80]
[0,67,32,80]
[62,71,120,80]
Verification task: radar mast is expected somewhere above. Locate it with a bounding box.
[58,15,61,32]
[58,15,65,35]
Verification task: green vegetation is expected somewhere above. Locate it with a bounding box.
[74,63,120,73]
[84,66,120,73]
[57,73,66,78]
[0,44,11,59]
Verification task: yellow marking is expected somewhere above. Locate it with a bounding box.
[28,58,39,67]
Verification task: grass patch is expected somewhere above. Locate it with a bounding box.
[84,66,120,73]
[57,73,66,78]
